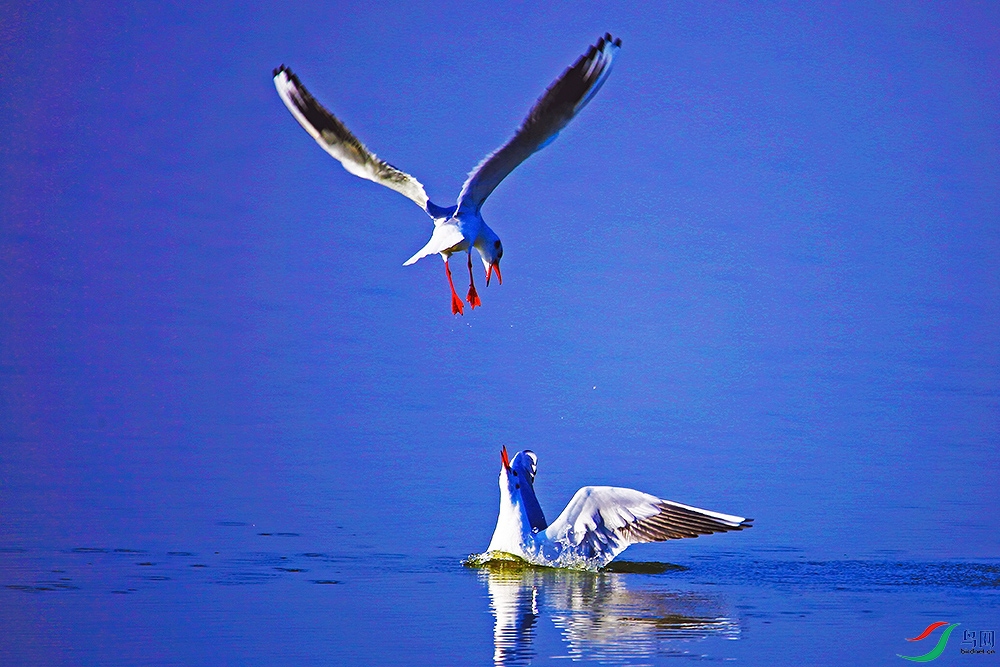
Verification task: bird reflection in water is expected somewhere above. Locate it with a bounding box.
[474,559,740,665]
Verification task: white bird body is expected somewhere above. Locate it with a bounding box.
[273,34,622,314]
[484,448,753,570]
[404,210,487,267]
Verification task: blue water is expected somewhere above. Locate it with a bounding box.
[2,2,998,665]
[2,544,998,665]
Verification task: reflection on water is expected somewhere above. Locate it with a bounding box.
[476,561,740,665]
[486,565,540,665]
[4,544,997,666]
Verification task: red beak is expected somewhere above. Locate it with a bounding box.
[486,262,502,286]
[500,445,511,471]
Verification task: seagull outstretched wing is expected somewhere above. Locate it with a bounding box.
[456,33,621,215]
[544,486,753,565]
[273,66,430,211]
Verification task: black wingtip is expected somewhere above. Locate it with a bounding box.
[598,33,622,50]
[273,65,288,78]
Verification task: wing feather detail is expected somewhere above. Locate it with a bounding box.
[544,486,752,566]
[273,66,430,211]
[456,33,621,214]
[620,499,753,543]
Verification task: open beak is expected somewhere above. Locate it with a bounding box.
[486,262,502,286]
[500,445,511,471]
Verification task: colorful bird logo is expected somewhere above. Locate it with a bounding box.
[898,622,960,662]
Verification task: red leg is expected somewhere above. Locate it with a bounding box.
[466,253,481,308]
[445,260,464,315]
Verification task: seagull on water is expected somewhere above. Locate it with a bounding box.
[273,34,622,314]
[482,447,753,570]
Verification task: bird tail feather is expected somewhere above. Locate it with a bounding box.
[403,225,465,266]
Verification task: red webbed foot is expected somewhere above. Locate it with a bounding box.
[467,284,482,308]
[444,259,465,315]
[451,292,465,315]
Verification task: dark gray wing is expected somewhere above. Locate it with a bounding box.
[456,34,621,214]
[620,498,754,543]
[273,66,430,211]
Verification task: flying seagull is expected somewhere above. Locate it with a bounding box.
[273,34,621,314]
[483,447,753,569]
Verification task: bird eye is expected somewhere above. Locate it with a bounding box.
[494,240,501,248]
[512,470,518,476]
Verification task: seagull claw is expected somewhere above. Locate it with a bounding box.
[445,259,465,315]
[451,292,465,315]
[467,285,481,308]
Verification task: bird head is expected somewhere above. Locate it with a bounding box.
[499,446,537,495]
[477,228,503,286]
[497,447,546,533]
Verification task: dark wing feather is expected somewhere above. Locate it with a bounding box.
[620,500,754,544]
[456,34,621,213]
[273,66,430,211]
